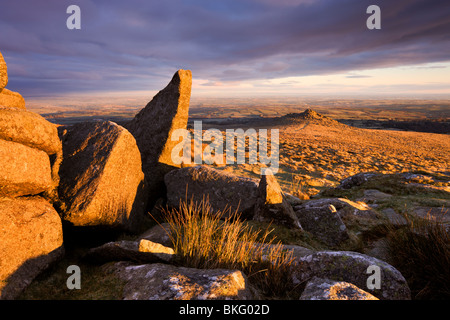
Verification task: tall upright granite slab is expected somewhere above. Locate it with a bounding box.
[125,70,192,207]
[0,51,7,90]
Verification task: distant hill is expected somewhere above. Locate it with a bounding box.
[278,109,346,127]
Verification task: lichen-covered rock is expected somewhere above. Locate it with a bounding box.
[253,173,302,229]
[0,88,26,110]
[292,251,411,300]
[0,139,53,197]
[300,277,378,300]
[164,165,259,218]
[58,120,147,232]
[105,262,255,300]
[0,196,64,299]
[125,70,192,203]
[294,200,349,247]
[338,172,381,189]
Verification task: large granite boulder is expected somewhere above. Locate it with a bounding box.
[0,139,53,197]
[0,197,64,299]
[125,70,192,204]
[58,121,147,232]
[164,165,260,218]
[292,251,411,300]
[105,261,255,300]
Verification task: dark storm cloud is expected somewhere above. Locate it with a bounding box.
[0,0,449,96]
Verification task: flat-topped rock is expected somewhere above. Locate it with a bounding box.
[0,89,26,110]
[0,106,61,155]
[0,139,53,197]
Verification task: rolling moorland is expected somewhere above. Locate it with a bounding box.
[28,96,450,198]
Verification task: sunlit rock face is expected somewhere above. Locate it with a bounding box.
[125,70,192,204]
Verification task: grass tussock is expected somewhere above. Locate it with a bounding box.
[159,197,296,298]
[385,211,450,300]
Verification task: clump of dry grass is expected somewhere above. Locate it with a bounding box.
[287,174,310,200]
[159,197,296,297]
[385,211,450,300]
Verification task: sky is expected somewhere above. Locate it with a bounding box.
[1,0,449,101]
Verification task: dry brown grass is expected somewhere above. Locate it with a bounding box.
[385,211,450,300]
[159,197,296,298]
[210,119,449,197]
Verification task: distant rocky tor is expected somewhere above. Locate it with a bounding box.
[280,108,344,127]
[0,49,425,300]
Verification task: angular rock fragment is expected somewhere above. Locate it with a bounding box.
[253,172,302,229]
[138,223,174,248]
[84,239,174,264]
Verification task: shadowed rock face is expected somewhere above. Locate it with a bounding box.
[125,70,192,204]
[164,165,260,219]
[58,121,147,232]
[0,51,7,89]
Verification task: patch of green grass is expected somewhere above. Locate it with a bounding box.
[18,251,125,300]
[243,220,324,250]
